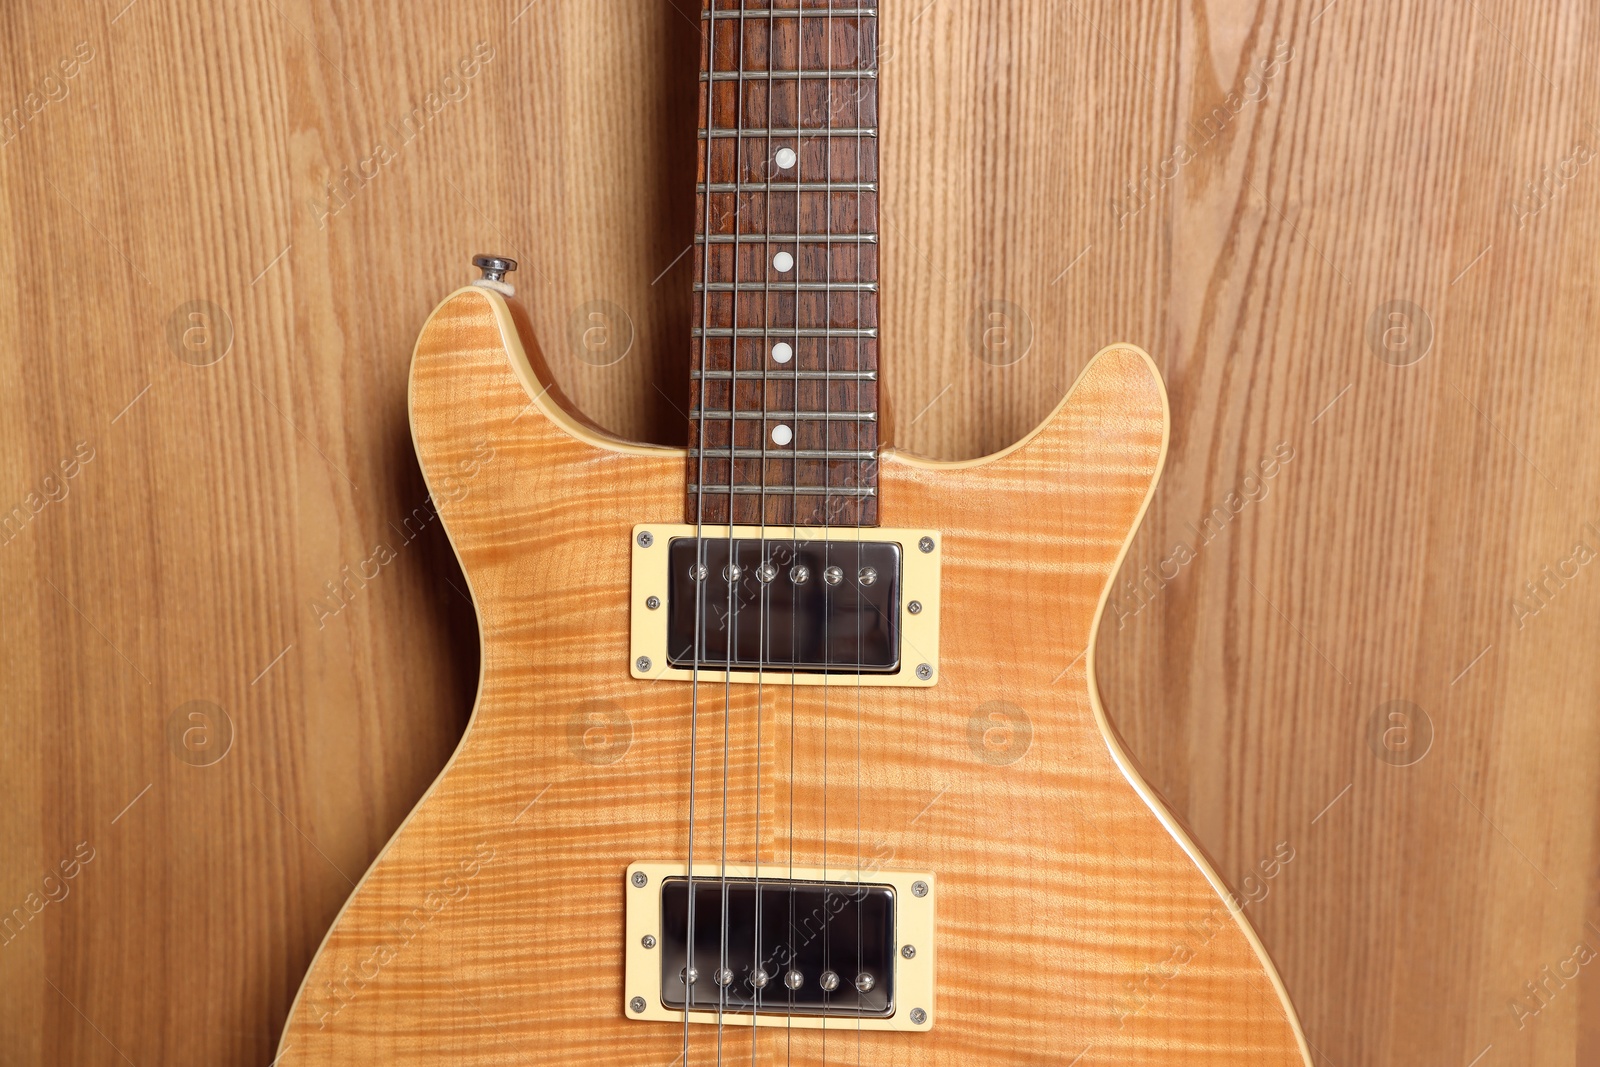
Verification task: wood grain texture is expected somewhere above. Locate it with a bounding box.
[276,285,1305,1065]
[3,1,1599,1065]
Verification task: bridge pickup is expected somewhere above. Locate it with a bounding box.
[624,862,936,1031]
[630,525,941,687]
[659,877,896,1016]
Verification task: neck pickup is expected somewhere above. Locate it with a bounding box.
[630,524,940,687]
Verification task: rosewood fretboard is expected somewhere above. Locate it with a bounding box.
[687,0,880,527]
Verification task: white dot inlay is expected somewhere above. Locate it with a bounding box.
[772,251,795,273]
[771,424,794,447]
[771,342,794,364]
[774,147,798,170]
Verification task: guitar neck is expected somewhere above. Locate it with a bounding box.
[686,1,881,528]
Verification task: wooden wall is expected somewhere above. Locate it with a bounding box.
[3,1,1598,1064]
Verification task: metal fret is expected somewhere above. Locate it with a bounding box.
[687,485,878,497]
[704,7,877,17]
[689,447,879,460]
[696,281,878,292]
[698,181,876,193]
[701,70,876,81]
[690,410,877,421]
[692,370,878,380]
[693,328,878,338]
[697,233,877,244]
[699,128,878,138]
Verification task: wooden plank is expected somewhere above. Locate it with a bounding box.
[0,0,1596,1064]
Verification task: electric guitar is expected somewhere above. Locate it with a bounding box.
[278,3,1309,1063]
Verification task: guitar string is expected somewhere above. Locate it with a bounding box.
[820,4,836,1061]
[852,9,870,1060]
[786,4,805,1064]
[751,0,778,1056]
[687,3,721,1063]
[717,1,753,1060]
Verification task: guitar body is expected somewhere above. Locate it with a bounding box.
[275,287,1309,1065]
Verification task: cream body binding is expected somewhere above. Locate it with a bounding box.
[274,287,1312,1066]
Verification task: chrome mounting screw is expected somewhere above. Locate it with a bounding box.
[911,880,929,898]
[918,536,935,553]
[636,530,653,548]
[636,656,653,673]
[907,600,923,615]
[630,996,646,1013]
[645,596,661,610]
[910,1007,928,1025]
[916,664,933,680]
[641,934,657,949]
[631,871,648,888]
[901,944,916,959]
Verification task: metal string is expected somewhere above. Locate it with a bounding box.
[852,14,871,1062]
[786,6,806,1063]
[819,6,837,1061]
[751,0,779,1057]
[717,3,753,1061]
[686,3,721,1063]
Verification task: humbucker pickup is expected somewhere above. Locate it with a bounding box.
[624,862,937,1031]
[630,525,941,686]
